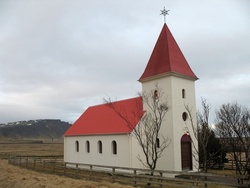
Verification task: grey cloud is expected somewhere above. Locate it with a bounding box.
[0,0,249,123]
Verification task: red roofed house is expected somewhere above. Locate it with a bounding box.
[64,23,198,171]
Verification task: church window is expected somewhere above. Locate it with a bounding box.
[156,138,160,148]
[75,140,79,152]
[182,89,186,99]
[86,141,90,153]
[182,112,188,121]
[112,140,117,155]
[98,140,102,154]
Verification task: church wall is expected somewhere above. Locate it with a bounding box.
[64,134,132,168]
[130,132,148,169]
[170,76,198,171]
[141,77,175,171]
[140,75,198,171]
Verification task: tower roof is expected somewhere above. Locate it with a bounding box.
[139,24,198,82]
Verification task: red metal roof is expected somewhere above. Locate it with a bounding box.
[64,97,143,136]
[139,24,197,81]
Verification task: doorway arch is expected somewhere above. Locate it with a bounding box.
[181,134,192,170]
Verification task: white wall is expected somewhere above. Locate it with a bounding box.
[64,134,132,168]
[170,76,198,171]
[130,134,147,169]
[141,74,198,171]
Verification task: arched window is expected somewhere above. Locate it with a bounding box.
[98,140,102,154]
[86,141,90,153]
[182,89,186,99]
[112,140,117,155]
[156,138,160,148]
[75,140,79,152]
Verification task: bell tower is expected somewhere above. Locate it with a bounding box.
[138,22,198,171]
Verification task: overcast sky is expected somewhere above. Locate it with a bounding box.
[0,0,249,124]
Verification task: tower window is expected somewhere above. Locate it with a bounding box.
[98,140,102,154]
[86,141,90,153]
[156,138,160,148]
[182,89,186,99]
[182,112,188,121]
[112,140,117,155]
[75,140,79,152]
[154,90,158,99]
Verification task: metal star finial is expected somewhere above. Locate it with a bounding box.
[160,7,170,23]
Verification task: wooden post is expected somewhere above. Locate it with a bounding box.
[112,168,115,183]
[33,159,36,169]
[26,158,28,168]
[75,164,78,178]
[134,170,137,186]
[43,160,45,171]
[52,161,55,173]
[64,163,67,175]
[89,165,92,180]
[190,175,195,186]
[159,172,163,188]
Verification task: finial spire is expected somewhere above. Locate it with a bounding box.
[160,7,170,23]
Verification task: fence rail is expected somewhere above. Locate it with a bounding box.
[9,156,249,188]
[223,160,249,171]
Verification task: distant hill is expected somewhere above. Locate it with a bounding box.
[0,119,71,139]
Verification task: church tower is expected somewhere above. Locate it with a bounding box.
[139,23,198,171]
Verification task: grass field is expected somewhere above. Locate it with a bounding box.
[0,139,63,158]
[0,139,248,188]
[0,139,135,188]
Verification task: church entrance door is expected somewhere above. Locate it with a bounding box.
[181,134,192,170]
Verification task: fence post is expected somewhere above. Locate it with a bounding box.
[33,159,36,169]
[43,160,45,171]
[52,161,55,173]
[64,163,67,175]
[159,172,163,188]
[75,164,79,179]
[89,165,92,180]
[134,169,137,186]
[112,167,115,183]
[26,158,28,168]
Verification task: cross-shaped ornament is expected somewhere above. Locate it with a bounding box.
[160,7,170,23]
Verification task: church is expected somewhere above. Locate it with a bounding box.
[64,21,198,172]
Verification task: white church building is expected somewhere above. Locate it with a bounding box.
[64,23,198,172]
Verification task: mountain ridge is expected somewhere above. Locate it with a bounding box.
[0,119,71,139]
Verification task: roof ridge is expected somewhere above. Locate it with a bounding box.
[88,96,141,108]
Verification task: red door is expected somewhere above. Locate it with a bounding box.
[181,134,192,170]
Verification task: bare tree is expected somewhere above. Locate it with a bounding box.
[215,102,250,176]
[185,98,224,173]
[104,86,170,172]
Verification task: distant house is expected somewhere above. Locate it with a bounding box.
[64,23,198,171]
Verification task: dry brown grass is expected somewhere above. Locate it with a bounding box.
[0,139,63,158]
[0,159,134,188]
[0,140,246,188]
[208,169,237,176]
[0,140,136,188]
